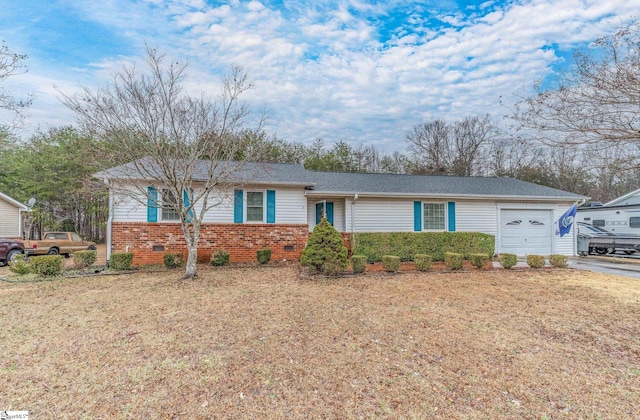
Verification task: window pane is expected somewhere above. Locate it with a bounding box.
[630,217,640,228]
[423,203,445,230]
[592,219,605,227]
[162,189,179,221]
[246,191,264,221]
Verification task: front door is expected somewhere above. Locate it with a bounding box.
[316,202,334,225]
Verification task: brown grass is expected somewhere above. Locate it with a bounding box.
[1,267,639,419]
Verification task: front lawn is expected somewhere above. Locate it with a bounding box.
[1,267,639,418]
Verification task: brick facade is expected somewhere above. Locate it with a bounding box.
[111,222,310,265]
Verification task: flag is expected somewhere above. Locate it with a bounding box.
[558,204,577,237]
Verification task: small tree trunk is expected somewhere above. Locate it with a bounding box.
[183,244,198,279]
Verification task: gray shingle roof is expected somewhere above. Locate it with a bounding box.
[306,170,585,200]
[96,159,586,200]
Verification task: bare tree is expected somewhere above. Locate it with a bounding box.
[511,23,640,152]
[62,47,260,279]
[406,115,496,176]
[1,41,32,139]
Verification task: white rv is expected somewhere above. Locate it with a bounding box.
[576,188,640,236]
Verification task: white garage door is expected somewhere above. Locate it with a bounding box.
[500,209,553,255]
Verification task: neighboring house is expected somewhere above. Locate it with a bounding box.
[576,188,640,236]
[0,192,28,238]
[96,161,586,265]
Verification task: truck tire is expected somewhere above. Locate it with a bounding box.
[6,249,22,264]
[47,248,59,255]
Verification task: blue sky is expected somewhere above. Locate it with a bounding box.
[0,0,637,151]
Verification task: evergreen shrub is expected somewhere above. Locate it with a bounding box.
[526,255,545,269]
[300,218,348,276]
[499,253,518,269]
[381,255,400,272]
[351,255,366,273]
[469,253,489,269]
[163,252,184,269]
[257,249,272,265]
[549,254,568,268]
[74,250,97,269]
[30,255,64,276]
[211,250,230,267]
[414,254,432,272]
[9,254,30,275]
[444,252,464,270]
[110,252,134,270]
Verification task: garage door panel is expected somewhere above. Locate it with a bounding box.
[501,210,552,255]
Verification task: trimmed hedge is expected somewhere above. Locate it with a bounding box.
[110,252,134,270]
[498,253,518,269]
[257,249,272,265]
[163,252,184,269]
[30,255,64,276]
[74,250,97,269]
[469,253,489,269]
[211,250,230,267]
[444,252,464,270]
[9,254,30,275]
[351,255,366,274]
[414,254,432,272]
[352,232,494,262]
[382,255,400,272]
[549,254,568,268]
[526,255,545,269]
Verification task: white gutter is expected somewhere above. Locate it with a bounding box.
[105,179,114,266]
[305,190,588,202]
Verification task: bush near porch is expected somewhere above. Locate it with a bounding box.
[352,231,495,262]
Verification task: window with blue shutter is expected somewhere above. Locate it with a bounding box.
[447,201,456,232]
[147,186,158,222]
[183,189,193,223]
[233,189,243,223]
[266,190,276,223]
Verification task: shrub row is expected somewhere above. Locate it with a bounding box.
[352,232,495,262]
[9,254,65,277]
[162,248,273,269]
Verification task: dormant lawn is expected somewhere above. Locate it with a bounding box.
[1,266,639,418]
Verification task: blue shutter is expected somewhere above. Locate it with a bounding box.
[448,201,456,232]
[266,190,276,223]
[147,186,158,222]
[233,189,243,223]
[183,189,193,223]
[413,201,422,231]
[326,202,334,225]
[315,202,322,224]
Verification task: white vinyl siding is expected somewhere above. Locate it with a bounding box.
[307,199,345,232]
[112,184,307,224]
[455,201,498,235]
[0,197,20,237]
[345,198,414,232]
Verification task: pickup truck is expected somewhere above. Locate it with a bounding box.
[25,232,96,257]
[0,237,25,266]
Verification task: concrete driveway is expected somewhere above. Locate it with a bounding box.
[570,257,640,279]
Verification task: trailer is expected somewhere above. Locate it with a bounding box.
[576,222,640,256]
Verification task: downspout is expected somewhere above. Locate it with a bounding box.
[351,193,359,253]
[105,178,113,267]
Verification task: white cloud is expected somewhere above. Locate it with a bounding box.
[1,0,638,152]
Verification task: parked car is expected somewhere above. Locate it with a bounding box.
[24,232,96,258]
[0,237,25,266]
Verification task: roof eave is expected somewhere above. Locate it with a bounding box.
[304,190,586,201]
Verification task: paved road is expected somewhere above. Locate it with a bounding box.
[570,257,640,279]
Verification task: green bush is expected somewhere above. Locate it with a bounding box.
[382,255,400,272]
[549,254,568,268]
[352,232,494,262]
[351,255,366,274]
[9,254,30,275]
[30,255,64,276]
[414,254,432,272]
[163,252,184,269]
[210,250,230,267]
[74,250,97,269]
[526,255,545,269]
[257,249,272,265]
[444,252,464,270]
[469,253,489,269]
[301,218,348,276]
[498,253,518,269]
[110,252,134,270]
